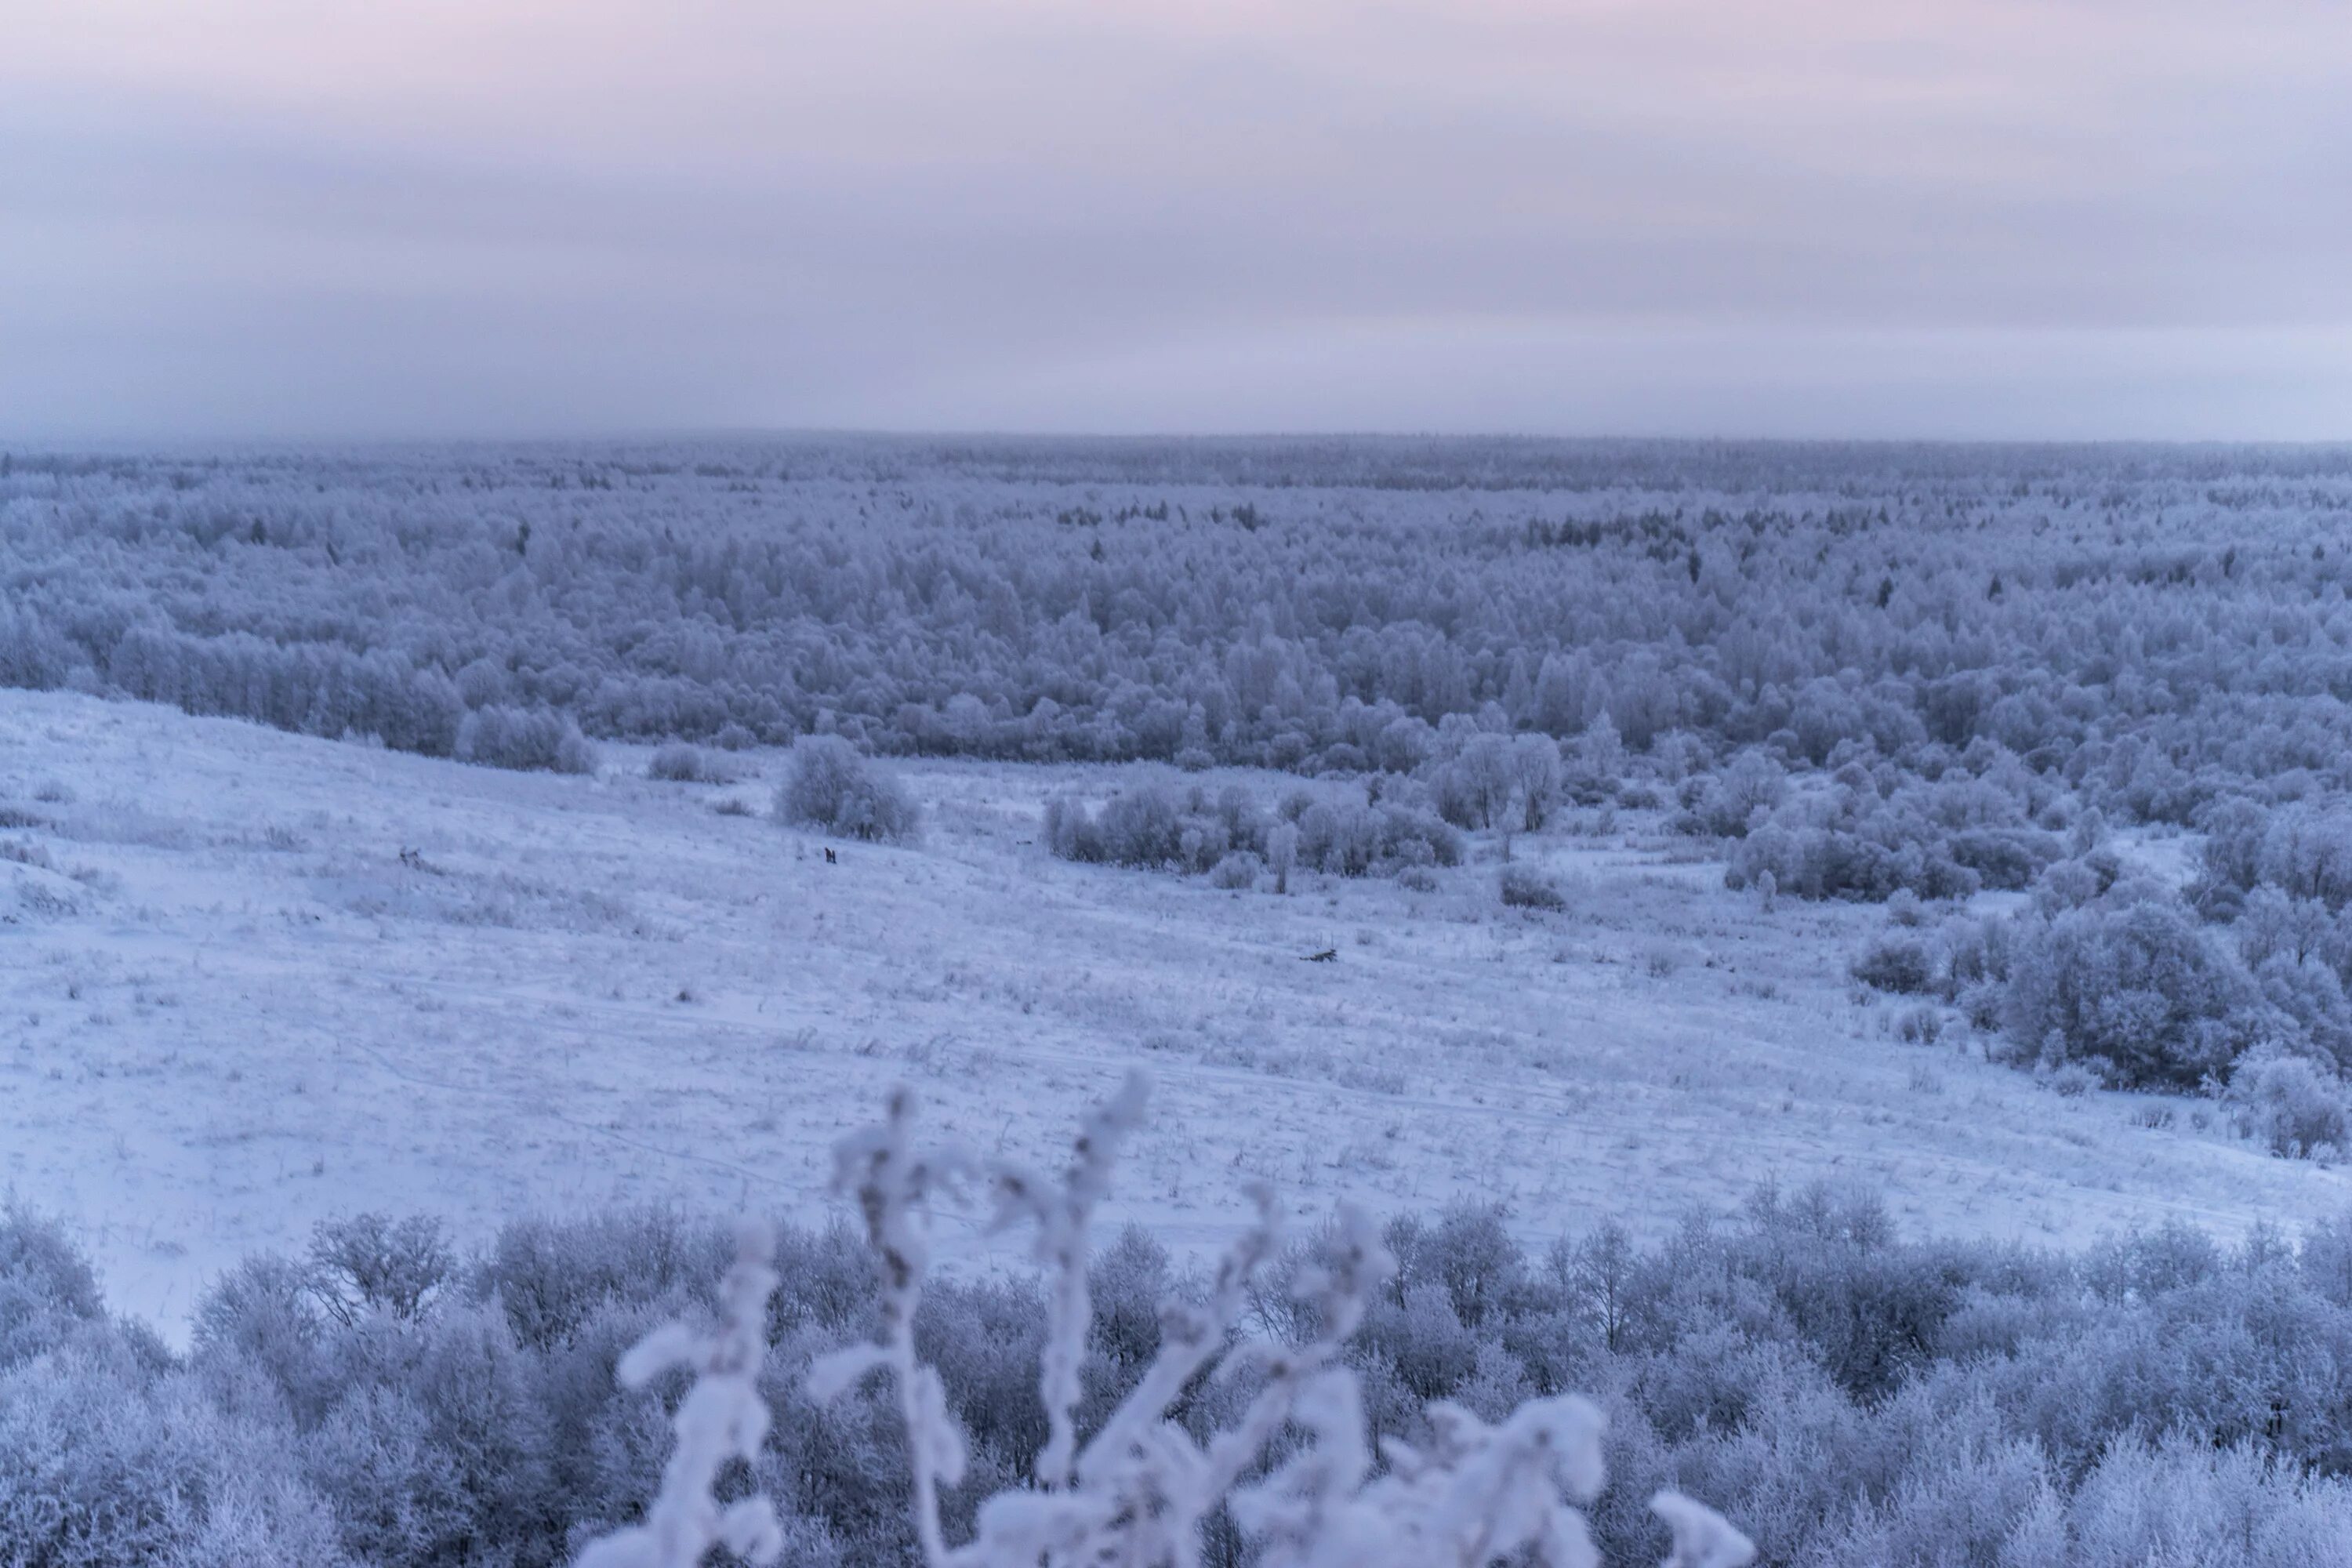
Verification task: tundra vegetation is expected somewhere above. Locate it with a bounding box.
[10,437,2352,1563]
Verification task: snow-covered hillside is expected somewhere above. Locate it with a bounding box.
[3,687,2340,1334]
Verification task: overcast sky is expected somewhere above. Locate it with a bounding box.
[3,1,2347,442]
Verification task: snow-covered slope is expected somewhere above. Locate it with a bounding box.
[3,688,2340,1334]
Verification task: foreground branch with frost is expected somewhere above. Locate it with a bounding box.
[573,1221,785,1568]
[810,1073,1755,1568]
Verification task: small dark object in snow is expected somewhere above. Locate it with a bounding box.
[1303,948,1338,963]
[824,846,837,864]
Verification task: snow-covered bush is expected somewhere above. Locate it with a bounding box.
[0,1205,107,1372]
[474,1207,735,1350]
[2252,951,2352,1071]
[1726,765,2061,904]
[19,1173,2352,1565]
[1852,931,1935,995]
[457,705,601,774]
[1046,779,1456,882]
[1297,799,1462,877]
[776,735,920,843]
[1432,734,1519,830]
[1894,1004,1944,1045]
[1500,864,1568,911]
[1209,851,1263,890]
[648,742,714,782]
[2002,898,2270,1089]
[1045,780,1203,869]
[2194,801,2352,923]
[0,1338,350,1568]
[1671,750,1786,839]
[2228,1047,2350,1159]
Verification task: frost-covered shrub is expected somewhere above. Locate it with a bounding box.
[1938,912,2013,1001]
[2235,886,2342,973]
[1499,864,1567,910]
[27,1157,2352,1566]
[1095,783,1197,868]
[303,1305,557,1568]
[1947,827,2057,891]
[2045,1061,2100,1096]
[2229,1047,2350,1158]
[2259,807,2352,912]
[1672,750,1785,839]
[0,1340,350,1568]
[1047,780,1453,883]
[1209,851,1262,891]
[647,742,714,782]
[1852,932,1935,995]
[1731,822,1969,903]
[1045,782,1206,869]
[2252,952,2352,1071]
[2031,851,2124,916]
[1298,799,1462,877]
[776,736,920,843]
[1894,1005,1944,1045]
[2003,899,2271,1089]
[1727,767,2060,905]
[2194,801,2352,922]
[0,1205,107,1371]
[1430,734,1516,829]
[474,1208,732,1351]
[456,705,601,774]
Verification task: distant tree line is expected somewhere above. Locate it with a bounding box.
[4,440,2350,815]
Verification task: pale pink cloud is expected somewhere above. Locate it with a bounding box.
[0,1,2343,437]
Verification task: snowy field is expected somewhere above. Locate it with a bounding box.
[5,684,2340,1337]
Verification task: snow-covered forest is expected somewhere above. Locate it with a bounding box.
[8,439,2352,800]
[9,437,2352,1566]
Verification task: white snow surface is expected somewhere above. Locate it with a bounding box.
[3,688,2343,1338]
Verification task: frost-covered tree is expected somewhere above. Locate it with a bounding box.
[1508,735,1563,833]
[775,735,920,843]
[1451,735,1519,831]
[305,1213,455,1327]
[2003,898,2270,1088]
[1269,820,1300,895]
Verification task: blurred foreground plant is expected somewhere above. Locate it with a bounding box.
[575,1074,1751,1568]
